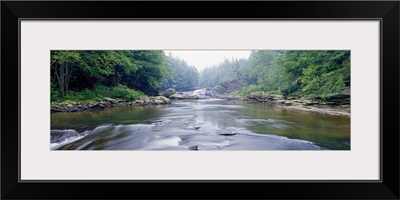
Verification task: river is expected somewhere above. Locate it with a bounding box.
[51,98,350,150]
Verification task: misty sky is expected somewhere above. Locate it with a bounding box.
[164,50,252,71]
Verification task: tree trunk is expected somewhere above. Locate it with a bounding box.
[59,63,65,96]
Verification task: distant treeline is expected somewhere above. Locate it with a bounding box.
[50,50,198,102]
[199,50,350,98]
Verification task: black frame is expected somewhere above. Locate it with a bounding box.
[2,1,399,199]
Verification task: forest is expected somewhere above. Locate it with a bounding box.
[51,50,350,102]
[199,50,350,98]
[51,50,198,102]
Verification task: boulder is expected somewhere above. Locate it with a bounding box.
[188,145,199,150]
[169,93,199,99]
[160,88,176,97]
[188,93,200,99]
[153,100,164,105]
[216,128,237,136]
[152,96,171,103]
[139,95,150,101]
[170,93,184,99]
[103,97,117,103]
[205,88,214,97]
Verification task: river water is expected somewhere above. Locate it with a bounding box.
[51,98,350,150]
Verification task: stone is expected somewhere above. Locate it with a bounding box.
[153,100,164,105]
[158,96,171,103]
[103,97,117,103]
[160,88,175,97]
[188,146,199,150]
[216,129,237,136]
[169,93,184,99]
[139,95,150,101]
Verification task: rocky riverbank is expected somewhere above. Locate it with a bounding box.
[51,96,171,113]
[216,93,350,117]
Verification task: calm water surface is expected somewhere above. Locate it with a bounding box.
[51,99,350,150]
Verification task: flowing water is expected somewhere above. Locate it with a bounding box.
[51,98,350,150]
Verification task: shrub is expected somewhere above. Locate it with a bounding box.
[51,83,60,102]
[110,85,144,101]
[235,85,263,96]
[213,85,226,94]
[52,84,144,102]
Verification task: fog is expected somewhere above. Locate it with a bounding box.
[164,50,252,71]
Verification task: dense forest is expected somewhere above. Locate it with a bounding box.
[161,53,199,91]
[51,50,350,102]
[50,50,199,102]
[199,50,350,98]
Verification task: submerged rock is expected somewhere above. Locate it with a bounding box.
[188,145,199,150]
[216,128,237,136]
[51,129,82,144]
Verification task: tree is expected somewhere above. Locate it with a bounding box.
[161,55,199,91]
[51,51,82,96]
[250,50,278,92]
[124,50,167,95]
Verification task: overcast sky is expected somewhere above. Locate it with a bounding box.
[164,50,252,71]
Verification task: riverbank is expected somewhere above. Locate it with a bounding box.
[51,96,171,112]
[216,94,350,117]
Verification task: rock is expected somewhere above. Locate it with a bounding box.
[189,93,200,99]
[65,107,83,112]
[149,96,171,104]
[187,125,201,130]
[226,96,242,101]
[188,145,199,150]
[139,95,150,101]
[135,100,144,104]
[205,88,214,97]
[217,80,243,94]
[158,96,171,103]
[276,100,291,106]
[90,104,104,110]
[216,129,237,136]
[160,88,175,97]
[51,129,81,143]
[153,100,164,105]
[51,107,64,112]
[170,93,199,99]
[103,97,117,103]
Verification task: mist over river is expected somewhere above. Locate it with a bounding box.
[51,98,350,150]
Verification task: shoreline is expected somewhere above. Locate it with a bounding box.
[51,94,350,117]
[51,96,171,113]
[216,94,350,117]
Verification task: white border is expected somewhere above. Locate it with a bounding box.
[21,21,380,180]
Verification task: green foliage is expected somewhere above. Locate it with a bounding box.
[198,50,350,99]
[231,84,263,96]
[53,85,144,102]
[212,85,226,94]
[265,50,350,97]
[199,58,247,88]
[50,50,350,102]
[161,54,199,91]
[110,85,144,100]
[125,50,167,95]
[51,50,167,100]
[51,83,59,102]
[299,51,350,98]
